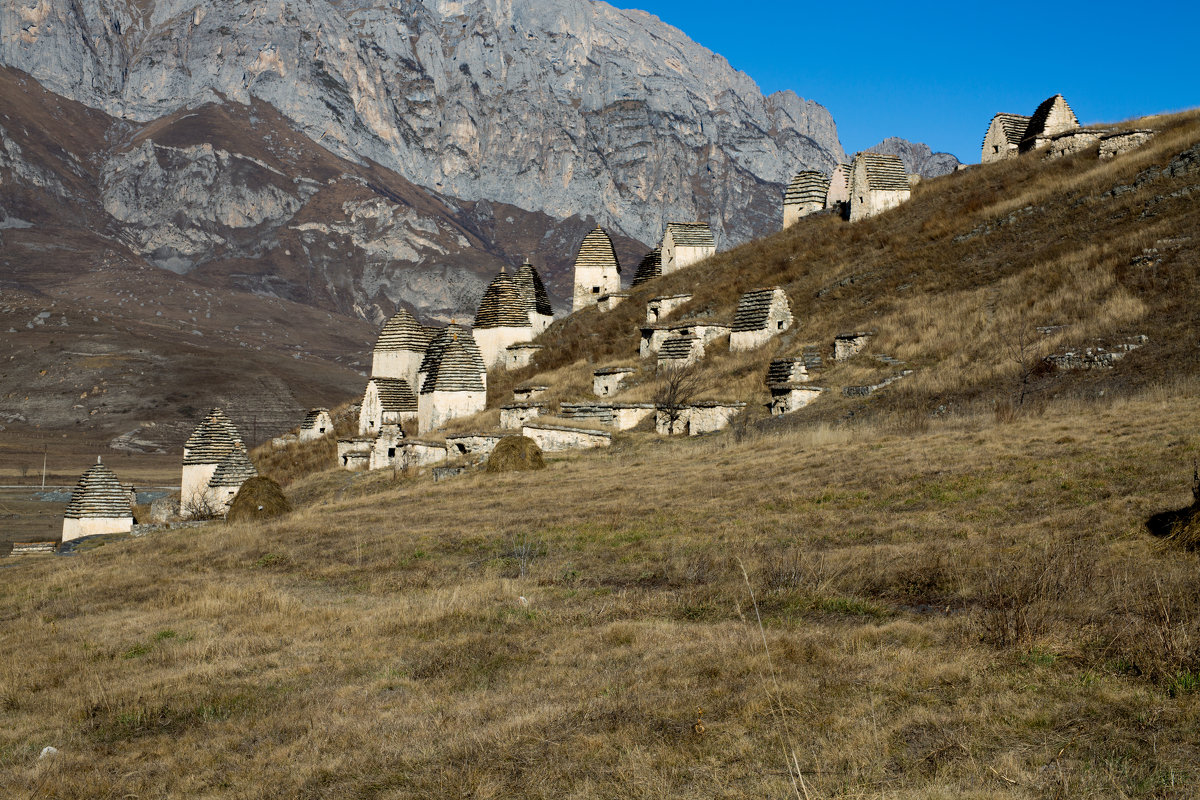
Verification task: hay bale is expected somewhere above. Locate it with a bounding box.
[227,477,292,523]
[485,436,545,473]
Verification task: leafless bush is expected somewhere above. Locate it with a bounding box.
[504,532,547,579]
[653,362,703,435]
[181,493,223,521]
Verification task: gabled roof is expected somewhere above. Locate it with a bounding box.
[984,113,1032,148]
[665,222,716,249]
[1022,94,1079,149]
[784,171,831,206]
[574,227,621,275]
[732,287,790,332]
[658,335,700,360]
[207,446,258,488]
[514,260,552,317]
[631,248,662,287]
[374,308,430,353]
[183,408,244,465]
[368,377,418,412]
[475,270,532,329]
[831,163,852,186]
[420,324,486,377]
[853,153,909,191]
[423,339,486,393]
[302,408,330,428]
[64,461,130,520]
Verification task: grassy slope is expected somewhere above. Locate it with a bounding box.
[4,114,1200,798]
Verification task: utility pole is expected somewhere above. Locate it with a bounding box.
[41,446,47,488]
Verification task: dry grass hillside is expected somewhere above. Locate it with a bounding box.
[3,111,1200,798]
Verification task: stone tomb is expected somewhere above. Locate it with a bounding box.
[505,342,543,370]
[597,292,630,313]
[572,227,622,313]
[834,331,874,361]
[730,288,794,352]
[657,334,704,369]
[593,366,636,397]
[473,269,534,369]
[769,385,828,416]
[522,423,612,452]
[368,425,405,471]
[512,384,549,402]
[338,438,372,470]
[641,320,730,357]
[661,222,716,275]
[299,408,333,442]
[559,402,655,431]
[445,432,505,458]
[655,402,747,436]
[765,357,809,385]
[783,171,830,227]
[62,459,133,543]
[500,402,547,429]
[849,152,910,222]
[646,293,693,324]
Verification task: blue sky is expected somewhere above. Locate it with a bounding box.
[619,1,1197,162]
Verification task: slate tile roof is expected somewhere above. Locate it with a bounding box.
[420,324,486,378]
[514,260,553,316]
[665,222,716,249]
[370,378,418,412]
[984,113,1032,149]
[658,335,700,360]
[732,287,789,332]
[207,446,258,488]
[784,171,831,206]
[423,339,486,393]
[64,460,131,519]
[766,357,807,386]
[1021,94,1078,150]
[574,227,621,275]
[183,408,245,465]
[476,270,533,329]
[854,153,910,191]
[631,248,662,286]
[374,308,431,352]
[302,408,329,428]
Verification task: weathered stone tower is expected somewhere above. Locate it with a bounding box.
[418,324,486,393]
[783,172,831,228]
[473,268,534,369]
[631,248,662,287]
[572,227,621,313]
[181,408,244,517]
[371,308,431,390]
[62,458,133,542]
[514,260,554,334]
[418,337,487,433]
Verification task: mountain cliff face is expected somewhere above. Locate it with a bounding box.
[864,137,961,178]
[0,0,845,251]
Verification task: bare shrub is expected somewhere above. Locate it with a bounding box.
[653,361,703,435]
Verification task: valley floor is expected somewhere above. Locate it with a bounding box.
[3,384,1199,798]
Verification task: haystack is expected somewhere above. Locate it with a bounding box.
[485,436,545,473]
[226,477,292,523]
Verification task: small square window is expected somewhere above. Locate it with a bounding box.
[592,286,600,294]
[388,447,396,458]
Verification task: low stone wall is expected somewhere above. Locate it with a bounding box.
[62,515,133,543]
[500,403,546,430]
[445,433,504,457]
[338,438,373,470]
[640,326,672,357]
[10,541,56,555]
[1100,130,1154,160]
[1044,337,1146,370]
[842,370,913,397]
[597,292,629,312]
[397,440,449,469]
[656,402,746,436]
[522,423,612,452]
[834,332,874,361]
[505,343,543,370]
[513,385,548,401]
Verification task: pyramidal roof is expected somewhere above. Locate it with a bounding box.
[985,112,1032,149]
[1022,94,1079,148]
[733,287,790,332]
[183,408,245,465]
[574,227,621,275]
[207,446,258,488]
[658,335,700,360]
[302,408,330,428]
[423,339,486,393]
[631,248,662,287]
[374,308,431,353]
[420,324,486,378]
[514,260,552,316]
[665,222,716,249]
[369,377,418,412]
[784,172,830,206]
[64,460,131,520]
[854,153,909,192]
[475,270,532,329]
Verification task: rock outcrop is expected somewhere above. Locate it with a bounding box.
[864,137,961,178]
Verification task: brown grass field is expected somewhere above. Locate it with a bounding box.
[3,112,1200,798]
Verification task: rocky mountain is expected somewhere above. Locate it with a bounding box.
[0,0,844,256]
[864,137,962,178]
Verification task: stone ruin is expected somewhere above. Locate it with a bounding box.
[594,366,636,397]
[560,402,655,431]
[981,93,1154,164]
[500,402,546,429]
[834,331,874,361]
[522,423,612,452]
[298,408,333,442]
[783,171,831,227]
[504,342,543,370]
[646,293,693,324]
[657,334,704,370]
[631,248,662,287]
[597,291,630,313]
[825,163,852,210]
[656,401,746,436]
[849,153,911,222]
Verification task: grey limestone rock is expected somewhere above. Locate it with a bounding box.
[864,137,961,179]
